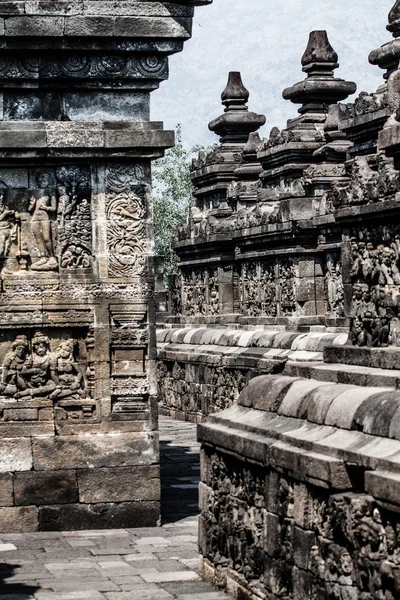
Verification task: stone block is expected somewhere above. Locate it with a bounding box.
[33,433,159,470]
[5,16,65,36]
[292,526,316,570]
[114,16,192,38]
[0,506,38,533]
[77,465,160,503]
[353,391,400,437]
[39,501,160,531]
[0,473,13,506]
[324,387,391,429]
[277,380,330,418]
[238,375,297,411]
[14,470,78,506]
[0,438,32,472]
[64,15,113,36]
[269,442,351,489]
[365,470,400,508]
[3,408,38,421]
[306,384,354,424]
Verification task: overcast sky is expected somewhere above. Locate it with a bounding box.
[151,0,392,149]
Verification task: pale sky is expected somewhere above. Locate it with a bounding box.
[151,0,392,150]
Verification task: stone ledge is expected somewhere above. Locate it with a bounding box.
[157,326,348,351]
[199,397,400,493]
[237,374,400,436]
[1,14,193,38]
[0,122,174,150]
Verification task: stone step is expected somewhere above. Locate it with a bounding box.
[284,360,400,388]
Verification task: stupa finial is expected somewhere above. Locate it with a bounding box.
[283,31,356,115]
[208,72,265,143]
[221,72,250,112]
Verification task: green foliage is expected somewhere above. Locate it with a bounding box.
[153,124,205,279]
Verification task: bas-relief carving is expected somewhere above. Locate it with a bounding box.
[349,228,400,347]
[105,163,148,279]
[0,53,168,82]
[0,166,92,286]
[202,449,400,600]
[181,268,219,317]
[158,360,248,417]
[0,333,86,402]
[325,253,344,317]
[330,155,400,210]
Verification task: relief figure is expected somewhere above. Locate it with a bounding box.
[50,340,85,401]
[29,174,58,271]
[15,332,57,398]
[0,335,31,396]
[0,194,19,259]
[0,333,87,401]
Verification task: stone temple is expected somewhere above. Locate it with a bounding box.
[2,1,400,600]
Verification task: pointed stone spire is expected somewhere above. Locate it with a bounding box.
[370,1,400,78]
[283,31,356,115]
[209,72,266,142]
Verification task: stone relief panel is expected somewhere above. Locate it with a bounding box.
[0,166,92,291]
[0,330,96,422]
[279,258,296,315]
[349,226,400,347]
[181,267,219,317]
[158,360,249,418]
[105,163,148,279]
[201,448,400,600]
[325,252,344,317]
[239,259,291,317]
[169,274,183,316]
[330,154,400,210]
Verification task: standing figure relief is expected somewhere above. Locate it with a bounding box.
[0,167,92,278]
[0,194,19,260]
[29,183,58,271]
[0,333,86,401]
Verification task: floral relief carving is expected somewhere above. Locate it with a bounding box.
[106,164,148,279]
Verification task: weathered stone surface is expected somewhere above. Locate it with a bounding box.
[39,501,160,531]
[0,0,210,533]
[0,438,32,472]
[0,506,38,532]
[77,465,160,503]
[0,473,13,506]
[33,433,159,470]
[14,470,78,506]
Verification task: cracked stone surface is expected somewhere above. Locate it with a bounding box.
[0,417,226,600]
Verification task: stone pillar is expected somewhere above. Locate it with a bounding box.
[0,1,210,532]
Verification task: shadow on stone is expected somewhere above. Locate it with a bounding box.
[160,439,200,525]
[0,562,39,598]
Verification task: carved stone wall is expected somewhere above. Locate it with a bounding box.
[0,1,210,532]
[198,374,400,600]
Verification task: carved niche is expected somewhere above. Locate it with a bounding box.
[325,252,344,317]
[239,260,281,317]
[0,166,92,289]
[0,331,96,421]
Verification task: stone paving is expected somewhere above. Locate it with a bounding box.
[0,417,227,600]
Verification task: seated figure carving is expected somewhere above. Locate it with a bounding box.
[0,332,87,401]
[0,335,31,396]
[50,339,85,401]
[15,332,56,399]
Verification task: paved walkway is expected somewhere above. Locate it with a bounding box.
[0,417,227,600]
